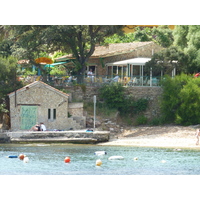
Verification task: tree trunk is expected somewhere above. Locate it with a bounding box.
[77,64,86,84]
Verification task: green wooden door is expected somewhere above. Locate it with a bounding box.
[20,106,38,130]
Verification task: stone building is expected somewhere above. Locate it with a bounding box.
[8,81,85,131]
[55,41,163,76]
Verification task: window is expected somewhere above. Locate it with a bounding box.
[48,109,51,120]
[48,108,56,121]
[53,109,56,120]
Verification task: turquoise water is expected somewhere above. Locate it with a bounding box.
[1,143,200,175]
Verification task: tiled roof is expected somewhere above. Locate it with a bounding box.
[8,81,69,98]
[56,41,155,61]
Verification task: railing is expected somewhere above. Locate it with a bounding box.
[17,75,161,87]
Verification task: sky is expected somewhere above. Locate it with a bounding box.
[1,0,196,25]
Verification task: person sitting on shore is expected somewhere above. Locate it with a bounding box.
[30,123,41,131]
[40,122,46,131]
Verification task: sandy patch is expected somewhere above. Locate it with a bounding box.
[98,125,200,149]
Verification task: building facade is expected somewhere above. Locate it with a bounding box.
[8,81,85,131]
[56,41,163,78]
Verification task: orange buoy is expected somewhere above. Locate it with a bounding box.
[19,154,25,160]
[64,156,71,163]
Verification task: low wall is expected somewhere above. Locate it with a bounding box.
[5,130,110,144]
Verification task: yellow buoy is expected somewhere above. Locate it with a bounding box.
[96,159,102,166]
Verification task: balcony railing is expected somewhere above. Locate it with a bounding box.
[17,75,161,87]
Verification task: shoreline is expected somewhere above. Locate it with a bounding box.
[98,125,200,149]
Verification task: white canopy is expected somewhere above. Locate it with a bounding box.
[106,57,151,66]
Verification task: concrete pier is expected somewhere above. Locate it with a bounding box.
[4,130,110,144]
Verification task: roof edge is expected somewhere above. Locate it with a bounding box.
[8,81,69,98]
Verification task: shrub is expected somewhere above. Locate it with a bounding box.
[160,73,200,125]
[149,117,164,126]
[99,82,125,109]
[99,83,149,118]
[135,115,148,125]
[160,73,191,123]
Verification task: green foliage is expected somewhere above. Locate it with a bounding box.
[160,73,200,125]
[0,103,8,113]
[50,65,67,76]
[104,26,173,48]
[52,51,67,60]
[135,115,148,125]
[151,26,174,48]
[173,25,200,73]
[175,77,200,125]
[2,25,124,84]
[149,117,163,126]
[104,33,135,44]
[160,73,191,123]
[99,82,125,109]
[133,99,149,114]
[99,83,148,118]
[0,55,23,114]
[0,56,23,98]
[173,25,189,49]
[134,26,173,47]
[68,112,72,118]
[145,46,188,75]
[134,27,152,41]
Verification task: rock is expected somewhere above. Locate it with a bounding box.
[0,133,11,143]
[95,121,101,127]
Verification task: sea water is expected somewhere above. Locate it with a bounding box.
[1,143,200,175]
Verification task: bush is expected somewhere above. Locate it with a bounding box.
[99,83,149,119]
[149,117,164,126]
[160,73,191,123]
[135,115,148,125]
[99,82,125,109]
[160,73,200,125]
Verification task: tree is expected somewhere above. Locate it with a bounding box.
[103,26,174,48]
[0,55,23,114]
[134,25,174,47]
[145,46,188,76]
[151,25,174,48]
[173,25,200,73]
[1,25,124,83]
[160,73,200,125]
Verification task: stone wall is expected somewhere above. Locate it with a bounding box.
[68,102,84,117]
[65,85,163,120]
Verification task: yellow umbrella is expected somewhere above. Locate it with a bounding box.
[35,57,53,64]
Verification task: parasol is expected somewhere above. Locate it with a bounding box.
[35,57,53,65]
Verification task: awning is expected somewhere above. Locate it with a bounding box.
[106,57,151,66]
[44,62,67,67]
